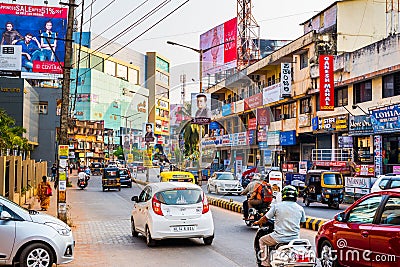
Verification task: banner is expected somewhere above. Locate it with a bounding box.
[257,108,270,126]
[319,55,334,111]
[280,63,292,97]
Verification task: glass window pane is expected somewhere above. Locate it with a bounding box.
[90,54,103,72]
[348,196,382,223]
[104,60,116,76]
[128,68,138,84]
[117,64,128,80]
[380,197,400,225]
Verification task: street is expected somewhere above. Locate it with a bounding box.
[65,173,318,267]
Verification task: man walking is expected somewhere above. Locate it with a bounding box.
[50,163,57,182]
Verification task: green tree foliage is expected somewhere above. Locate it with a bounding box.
[176,102,200,160]
[0,109,30,154]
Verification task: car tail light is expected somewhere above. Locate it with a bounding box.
[202,192,209,214]
[152,195,163,216]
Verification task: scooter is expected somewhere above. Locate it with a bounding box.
[77,175,90,190]
[254,220,316,267]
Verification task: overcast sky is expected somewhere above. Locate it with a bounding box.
[15,0,336,103]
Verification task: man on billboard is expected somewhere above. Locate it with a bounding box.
[16,33,42,72]
[195,93,212,118]
[40,20,57,62]
[1,21,23,45]
[144,123,155,143]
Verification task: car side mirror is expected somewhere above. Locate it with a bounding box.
[131,196,139,202]
[0,210,12,220]
[335,212,346,222]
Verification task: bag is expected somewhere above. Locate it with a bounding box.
[260,184,273,203]
[46,186,52,196]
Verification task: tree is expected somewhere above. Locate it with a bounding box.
[0,109,30,155]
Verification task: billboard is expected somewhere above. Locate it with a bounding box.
[200,17,237,77]
[0,3,68,79]
[191,93,211,124]
[319,55,334,111]
[143,123,155,143]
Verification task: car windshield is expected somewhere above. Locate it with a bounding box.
[156,189,202,205]
[217,173,235,180]
[323,174,342,185]
[104,169,119,178]
[0,195,29,215]
[119,170,128,175]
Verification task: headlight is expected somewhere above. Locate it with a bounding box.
[45,222,71,236]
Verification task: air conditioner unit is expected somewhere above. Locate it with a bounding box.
[279,114,288,120]
[304,106,311,113]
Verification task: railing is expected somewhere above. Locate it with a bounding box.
[312,148,354,162]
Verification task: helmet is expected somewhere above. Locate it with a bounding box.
[281,185,298,201]
[253,173,261,180]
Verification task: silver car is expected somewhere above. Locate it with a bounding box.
[0,195,74,266]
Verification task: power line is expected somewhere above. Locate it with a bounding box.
[82,0,116,26]
[77,0,190,79]
[72,0,171,67]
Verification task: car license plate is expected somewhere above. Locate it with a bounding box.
[171,225,196,232]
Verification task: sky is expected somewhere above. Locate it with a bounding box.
[10,0,337,103]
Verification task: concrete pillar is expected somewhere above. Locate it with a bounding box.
[7,156,15,202]
[0,156,5,196]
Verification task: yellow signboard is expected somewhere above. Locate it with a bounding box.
[127,154,134,163]
[143,151,152,168]
[59,145,69,159]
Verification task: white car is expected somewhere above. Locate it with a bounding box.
[207,172,242,195]
[371,174,400,193]
[0,195,74,267]
[130,182,214,246]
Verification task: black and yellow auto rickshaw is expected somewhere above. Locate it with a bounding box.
[90,162,103,176]
[102,167,121,191]
[302,170,344,209]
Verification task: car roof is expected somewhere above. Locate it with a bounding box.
[214,172,233,175]
[149,182,201,192]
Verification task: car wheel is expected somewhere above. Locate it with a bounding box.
[131,218,139,237]
[146,226,156,247]
[203,235,214,245]
[319,240,339,267]
[118,187,121,191]
[333,202,340,210]
[305,198,310,207]
[128,182,132,188]
[19,243,53,267]
[102,187,105,192]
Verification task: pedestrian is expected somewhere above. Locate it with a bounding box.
[69,163,73,174]
[37,176,52,211]
[50,163,57,182]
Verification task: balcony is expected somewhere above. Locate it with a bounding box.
[312,148,354,162]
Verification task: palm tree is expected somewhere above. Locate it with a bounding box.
[0,109,30,155]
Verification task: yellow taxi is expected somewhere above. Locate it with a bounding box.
[159,171,196,184]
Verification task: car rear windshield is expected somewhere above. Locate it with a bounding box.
[217,173,235,180]
[323,174,342,185]
[155,189,202,205]
[119,170,128,175]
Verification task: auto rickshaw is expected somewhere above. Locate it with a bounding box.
[302,169,344,209]
[102,167,121,191]
[90,162,103,176]
[159,171,196,184]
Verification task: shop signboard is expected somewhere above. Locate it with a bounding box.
[317,114,348,132]
[257,108,270,126]
[299,161,308,174]
[248,118,257,130]
[244,93,263,110]
[264,150,272,165]
[374,135,382,176]
[345,177,372,189]
[231,133,238,146]
[338,136,353,148]
[258,126,268,142]
[262,83,281,105]
[222,134,231,146]
[267,131,280,146]
[354,164,375,177]
[0,45,21,72]
[235,100,244,113]
[371,104,400,133]
[349,115,373,135]
[312,116,319,131]
[319,55,334,111]
[298,114,311,127]
[259,142,268,149]
[246,130,257,145]
[393,166,400,174]
[280,63,292,97]
[222,103,232,116]
[280,130,296,146]
[237,132,247,146]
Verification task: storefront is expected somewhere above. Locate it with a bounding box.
[348,115,373,164]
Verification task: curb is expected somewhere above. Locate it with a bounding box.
[132,179,328,231]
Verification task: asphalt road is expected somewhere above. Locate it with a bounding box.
[65,172,319,267]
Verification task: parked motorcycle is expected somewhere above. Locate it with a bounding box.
[77,174,90,190]
[254,220,316,267]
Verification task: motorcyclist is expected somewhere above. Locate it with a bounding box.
[247,175,274,218]
[241,173,262,219]
[78,170,90,184]
[253,185,306,267]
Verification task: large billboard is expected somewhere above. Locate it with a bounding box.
[319,55,334,111]
[191,93,211,124]
[200,17,237,77]
[0,3,67,79]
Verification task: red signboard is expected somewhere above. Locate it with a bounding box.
[319,55,334,111]
[248,118,257,130]
[223,18,237,64]
[314,161,347,167]
[244,93,263,110]
[33,61,63,74]
[354,164,375,177]
[257,108,270,126]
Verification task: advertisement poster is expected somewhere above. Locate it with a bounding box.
[142,123,155,143]
[319,55,334,111]
[235,159,242,177]
[58,145,68,159]
[200,17,237,76]
[0,3,68,79]
[191,93,211,124]
[374,135,382,176]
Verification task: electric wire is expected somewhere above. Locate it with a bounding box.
[82,0,116,26]
[77,0,190,79]
[75,0,97,17]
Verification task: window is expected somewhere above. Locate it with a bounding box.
[390,179,400,189]
[117,64,128,80]
[156,70,169,85]
[300,98,311,114]
[380,197,400,225]
[316,94,320,111]
[78,51,89,68]
[104,60,116,76]
[90,54,103,72]
[335,86,348,107]
[354,80,372,104]
[347,196,382,223]
[378,179,390,190]
[300,52,308,70]
[282,102,296,119]
[382,72,400,98]
[156,85,169,99]
[272,106,282,121]
[35,101,48,115]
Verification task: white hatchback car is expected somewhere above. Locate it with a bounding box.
[131,182,214,246]
[207,172,242,195]
[0,195,74,267]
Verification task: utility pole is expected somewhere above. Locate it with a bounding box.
[58,0,76,223]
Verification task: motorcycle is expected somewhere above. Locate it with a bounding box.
[244,194,270,227]
[77,174,90,190]
[254,220,316,267]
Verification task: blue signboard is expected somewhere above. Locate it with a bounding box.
[349,115,373,135]
[222,104,232,116]
[247,130,257,145]
[209,121,220,130]
[371,104,400,133]
[259,142,268,149]
[285,173,306,185]
[280,130,296,146]
[312,116,319,131]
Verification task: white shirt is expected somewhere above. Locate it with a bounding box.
[78,172,86,180]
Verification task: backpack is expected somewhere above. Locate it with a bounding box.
[260,183,273,203]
